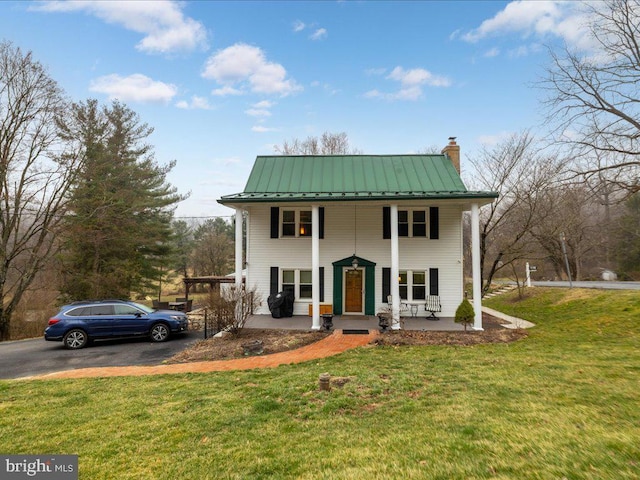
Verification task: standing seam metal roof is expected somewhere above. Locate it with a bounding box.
[219,154,498,203]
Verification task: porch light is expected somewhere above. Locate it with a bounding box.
[351,257,359,270]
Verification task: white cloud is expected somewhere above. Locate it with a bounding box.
[89,73,177,103]
[202,43,302,97]
[363,89,383,99]
[508,43,542,58]
[477,131,513,146]
[211,85,244,96]
[245,108,271,118]
[253,100,275,109]
[292,20,327,41]
[175,95,212,110]
[33,0,208,54]
[460,1,595,53]
[388,66,451,88]
[484,47,500,58]
[245,99,276,118]
[365,66,450,101]
[462,1,563,42]
[365,67,387,76]
[311,81,340,96]
[217,156,242,167]
[252,125,277,133]
[310,28,328,41]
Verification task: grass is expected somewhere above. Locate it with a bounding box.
[1,287,639,479]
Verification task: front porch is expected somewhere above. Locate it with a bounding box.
[244,314,465,331]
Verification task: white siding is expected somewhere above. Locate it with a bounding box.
[245,202,465,317]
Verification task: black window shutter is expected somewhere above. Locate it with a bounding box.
[270,207,279,239]
[429,268,439,296]
[270,267,279,295]
[429,207,439,239]
[319,207,325,239]
[319,267,325,302]
[382,267,391,302]
[383,207,391,239]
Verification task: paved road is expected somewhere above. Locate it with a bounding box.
[531,281,640,290]
[0,331,202,380]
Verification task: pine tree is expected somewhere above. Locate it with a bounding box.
[455,299,475,332]
[58,99,184,300]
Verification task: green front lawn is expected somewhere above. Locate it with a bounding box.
[1,288,639,479]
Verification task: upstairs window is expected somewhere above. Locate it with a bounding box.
[282,210,312,237]
[398,211,409,237]
[299,211,312,237]
[282,211,296,237]
[395,209,429,237]
[412,211,427,237]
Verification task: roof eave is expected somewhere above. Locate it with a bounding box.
[218,191,499,207]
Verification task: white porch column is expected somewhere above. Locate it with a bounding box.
[471,203,483,330]
[235,209,243,288]
[311,205,320,330]
[390,204,401,329]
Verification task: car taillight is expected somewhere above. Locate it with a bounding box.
[48,318,60,326]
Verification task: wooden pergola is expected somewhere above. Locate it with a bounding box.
[182,276,245,302]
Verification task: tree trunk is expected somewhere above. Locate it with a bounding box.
[0,308,11,341]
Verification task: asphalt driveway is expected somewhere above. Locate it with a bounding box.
[0,331,201,380]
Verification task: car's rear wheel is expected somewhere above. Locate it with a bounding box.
[63,329,88,349]
[150,323,170,342]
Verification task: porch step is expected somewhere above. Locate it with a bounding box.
[341,329,370,335]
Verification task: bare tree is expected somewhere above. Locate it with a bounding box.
[466,132,562,295]
[543,0,640,194]
[275,131,360,155]
[0,42,80,340]
[530,184,601,281]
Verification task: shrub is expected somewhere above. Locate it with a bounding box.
[455,298,475,332]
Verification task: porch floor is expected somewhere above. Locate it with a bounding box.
[244,314,465,331]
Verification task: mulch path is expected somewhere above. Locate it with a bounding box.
[35,314,527,379]
[168,313,527,364]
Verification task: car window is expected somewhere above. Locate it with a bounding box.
[131,302,154,314]
[67,306,92,316]
[90,305,114,315]
[114,304,144,315]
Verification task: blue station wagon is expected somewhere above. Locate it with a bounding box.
[45,300,189,349]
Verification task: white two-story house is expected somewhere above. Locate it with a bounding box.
[218,139,497,330]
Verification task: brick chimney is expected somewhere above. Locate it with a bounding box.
[441,137,460,174]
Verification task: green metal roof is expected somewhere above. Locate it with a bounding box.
[219,154,498,204]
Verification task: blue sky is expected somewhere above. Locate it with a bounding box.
[0,1,596,218]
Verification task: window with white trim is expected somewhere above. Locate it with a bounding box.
[281,209,312,237]
[399,271,408,300]
[299,211,312,237]
[282,270,295,296]
[398,270,427,301]
[398,210,428,237]
[413,211,427,237]
[281,269,313,299]
[412,271,426,300]
[299,270,312,299]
